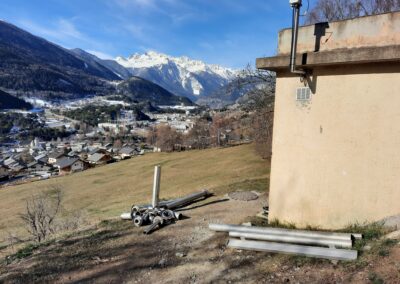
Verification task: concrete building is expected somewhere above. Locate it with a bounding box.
[257,12,400,228]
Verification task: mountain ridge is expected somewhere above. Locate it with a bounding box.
[0,20,250,107]
[0,89,33,110]
[0,20,120,99]
[115,51,238,100]
[115,76,194,106]
[0,21,193,106]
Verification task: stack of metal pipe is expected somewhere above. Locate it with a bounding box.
[209,223,361,261]
[121,165,210,234]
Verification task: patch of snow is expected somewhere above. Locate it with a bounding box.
[113,72,123,79]
[58,79,72,86]
[23,97,50,107]
[116,51,236,80]
[114,51,238,98]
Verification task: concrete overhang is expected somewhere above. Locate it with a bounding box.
[257,45,400,72]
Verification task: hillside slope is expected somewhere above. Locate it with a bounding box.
[0,89,32,109]
[70,48,132,79]
[0,20,119,98]
[0,144,269,240]
[116,76,194,106]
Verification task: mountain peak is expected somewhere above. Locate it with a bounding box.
[145,50,165,57]
[114,51,237,99]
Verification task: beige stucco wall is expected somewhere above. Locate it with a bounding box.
[278,11,400,54]
[269,63,400,229]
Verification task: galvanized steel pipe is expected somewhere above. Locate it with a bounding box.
[209,224,355,241]
[165,190,209,210]
[152,165,161,208]
[228,239,358,261]
[229,231,352,248]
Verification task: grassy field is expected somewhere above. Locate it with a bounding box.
[0,144,269,243]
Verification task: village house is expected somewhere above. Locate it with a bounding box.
[0,165,9,182]
[34,153,49,164]
[3,156,17,167]
[257,11,400,228]
[87,152,112,165]
[47,151,65,164]
[54,157,88,175]
[118,146,135,160]
[70,142,86,153]
[28,162,53,174]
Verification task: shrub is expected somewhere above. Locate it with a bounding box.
[19,186,63,243]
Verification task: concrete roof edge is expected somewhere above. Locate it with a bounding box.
[278,10,400,33]
[256,45,400,71]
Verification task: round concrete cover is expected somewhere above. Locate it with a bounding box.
[228,191,258,201]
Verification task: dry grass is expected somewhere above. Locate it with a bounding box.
[0,144,269,243]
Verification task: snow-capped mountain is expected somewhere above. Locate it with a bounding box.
[114,51,238,100]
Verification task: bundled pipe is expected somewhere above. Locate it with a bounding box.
[121,190,210,221]
[121,166,211,234]
[209,223,360,261]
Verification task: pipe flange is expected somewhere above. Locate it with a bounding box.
[133,216,143,227]
[161,210,175,220]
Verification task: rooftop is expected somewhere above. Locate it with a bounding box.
[55,157,79,169]
[257,11,400,71]
[88,153,106,163]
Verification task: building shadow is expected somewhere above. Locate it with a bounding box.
[314,22,330,52]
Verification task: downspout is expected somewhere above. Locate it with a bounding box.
[289,0,306,76]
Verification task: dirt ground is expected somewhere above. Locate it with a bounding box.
[1,193,400,284]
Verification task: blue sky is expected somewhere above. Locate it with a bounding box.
[0,0,300,68]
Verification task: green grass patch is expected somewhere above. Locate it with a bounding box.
[14,243,39,259]
[368,272,384,284]
[340,222,387,240]
[5,242,44,264]
[340,222,389,252]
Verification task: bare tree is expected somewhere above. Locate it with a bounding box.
[4,231,22,253]
[232,66,276,158]
[148,124,180,152]
[209,114,232,147]
[306,0,400,24]
[146,126,157,146]
[20,186,63,243]
[184,119,211,150]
